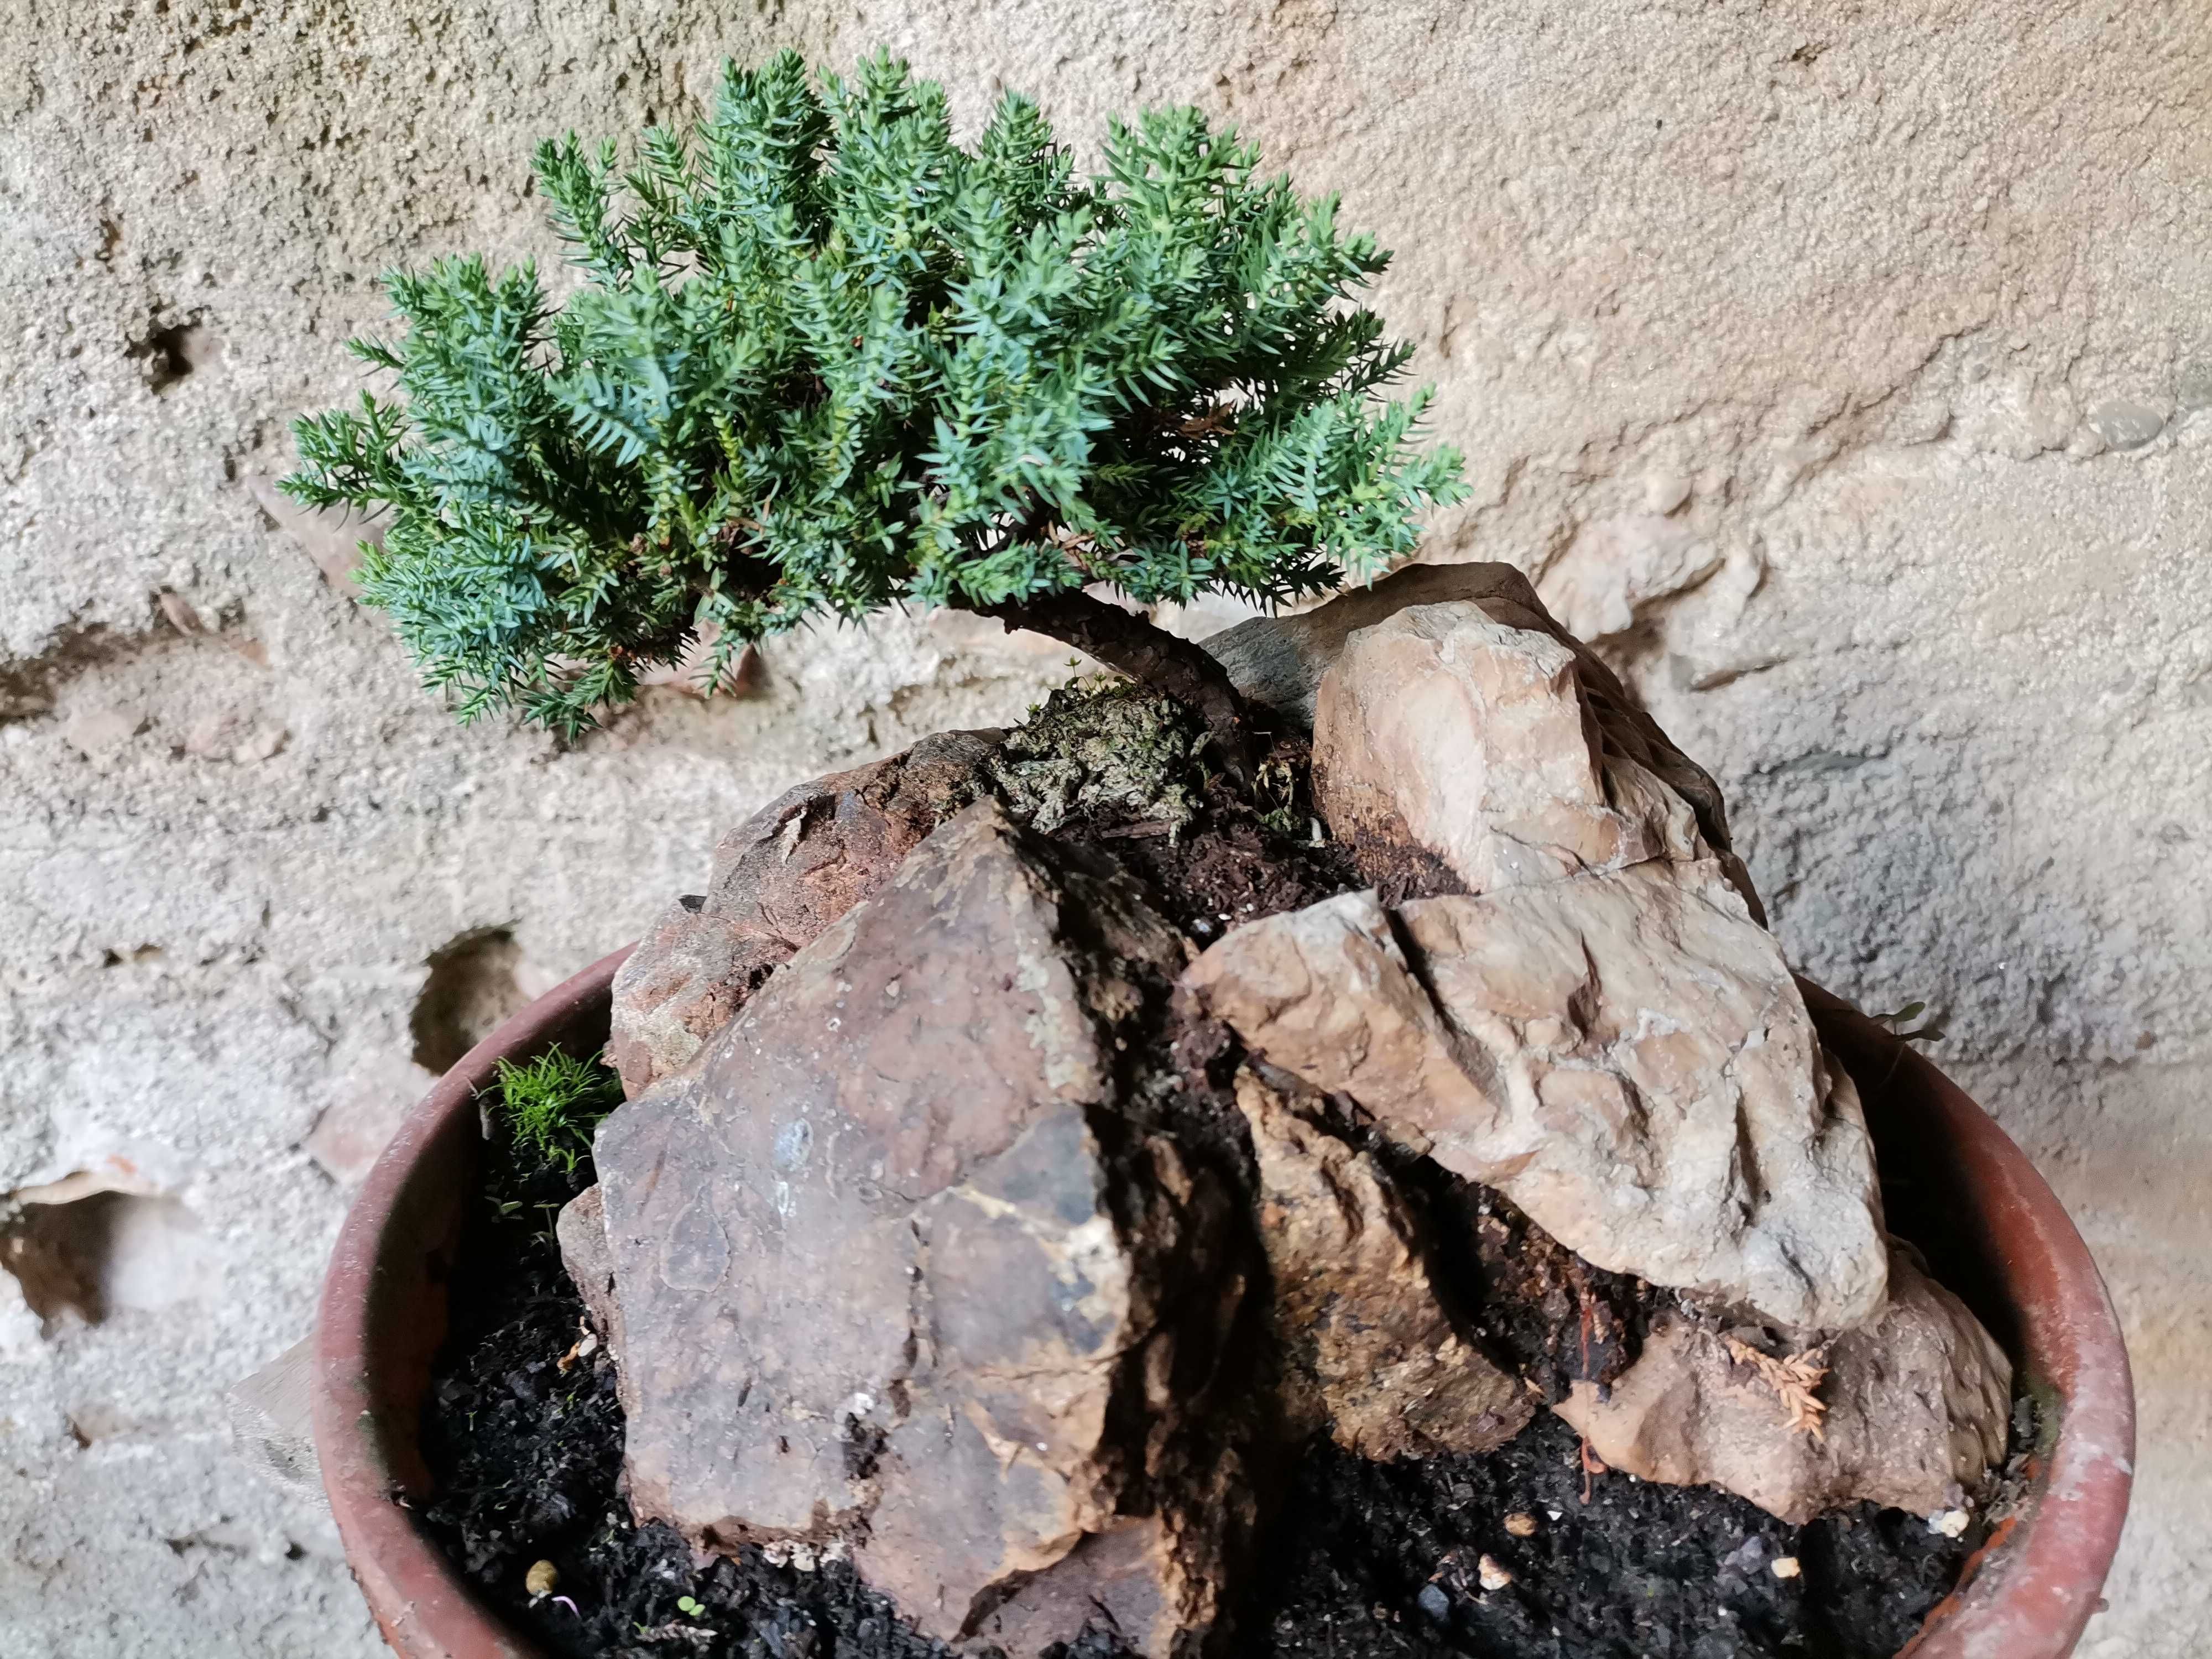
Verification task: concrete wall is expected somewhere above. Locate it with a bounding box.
[3,2,2204,1653]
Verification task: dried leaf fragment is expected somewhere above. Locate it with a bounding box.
[1724,1334,1830,1440]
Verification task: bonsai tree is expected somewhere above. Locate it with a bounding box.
[281,49,1467,772]
[294,54,2032,1659]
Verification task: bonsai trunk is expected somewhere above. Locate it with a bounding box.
[982,591,1260,783]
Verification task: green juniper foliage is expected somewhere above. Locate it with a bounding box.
[283,50,1467,733]
[491,1049,624,1177]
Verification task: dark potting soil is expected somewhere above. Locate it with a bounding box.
[420,1166,1981,1659]
[413,706,1985,1659]
[417,1133,957,1659]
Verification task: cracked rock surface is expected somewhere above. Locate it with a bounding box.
[1554,1240,2014,1526]
[1235,1068,1533,1460]
[607,729,1003,1096]
[592,802,1244,1650]
[1185,866,1887,1332]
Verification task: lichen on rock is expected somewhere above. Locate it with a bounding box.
[989,678,1210,834]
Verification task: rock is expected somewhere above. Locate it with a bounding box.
[58,701,147,758]
[592,802,1245,1652]
[1202,562,1540,731]
[1181,865,1887,1331]
[244,470,378,595]
[1235,1068,1532,1458]
[605,729,1000,1095]
[302,1053,437,1186]
[972,1513,1219,1658]
[1553,1241,2012,1524]
[2086,398,2167,451]
[1201,561,1760,921]
[223,1336,326,1508]
[1535,511,1723,644]
[2177,360,2212,413]
[1312,601,1705,896]
[555,1185,634,1417]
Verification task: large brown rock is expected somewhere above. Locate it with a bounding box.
[1235,1068,1532,1458]
[605,729,1000,1095]
[591,802,1247,1653]
[1199,562,1750,909]
[1554,1241,2013,1524]
[1181,865,1887,1332]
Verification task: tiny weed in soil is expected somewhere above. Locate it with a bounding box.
[413,713,1985,1659]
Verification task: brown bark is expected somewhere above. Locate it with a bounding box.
[980,591,1260,783]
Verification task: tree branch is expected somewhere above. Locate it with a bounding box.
[980,591,1260,784]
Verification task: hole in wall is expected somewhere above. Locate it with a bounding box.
[127,313,221,394]
[1,1189,218,1331]
[410,927,529,1073]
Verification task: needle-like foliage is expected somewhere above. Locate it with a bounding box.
[492,1049,624,1178]
[283,50,1467,733]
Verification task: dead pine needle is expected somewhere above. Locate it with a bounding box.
[1724,1334,1831,1441]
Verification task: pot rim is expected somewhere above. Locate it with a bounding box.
[312,959,2133,1659]
[312,946,634,1659]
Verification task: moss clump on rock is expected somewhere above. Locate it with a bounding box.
[990,677,1211,834]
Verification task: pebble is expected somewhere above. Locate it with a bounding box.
[1770,1556,1802,1580]
[1928,1507,1971,1538]
[1478,1554,1515,1592]
[1720,1536,1768,1575]
[526,1559,559,1597]
[2087,398,2167,451]
[1416,1582,1452,1621]
[1504,1511,1539,1537]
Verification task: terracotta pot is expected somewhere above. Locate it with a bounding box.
[311,956,2133,1659]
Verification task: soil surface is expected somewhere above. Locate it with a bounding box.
[414,701,1986,1659]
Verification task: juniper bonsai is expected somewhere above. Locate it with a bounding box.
[282,50,1466,769]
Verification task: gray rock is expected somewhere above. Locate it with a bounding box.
[2087,398,2169,451]
[223,1336,325,1509]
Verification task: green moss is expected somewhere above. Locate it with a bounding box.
[492,1048,624,1176]
[992,676,1210,834]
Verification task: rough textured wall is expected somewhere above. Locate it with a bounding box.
[2,2,2204,1654]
